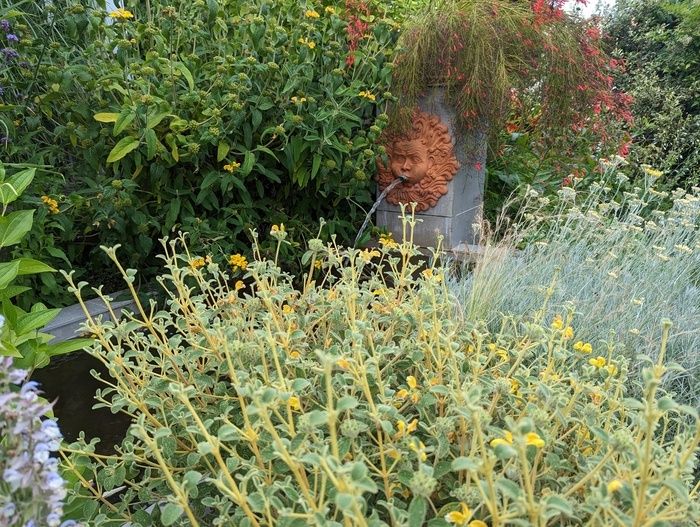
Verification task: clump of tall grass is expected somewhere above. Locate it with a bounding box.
[451,169,700,405]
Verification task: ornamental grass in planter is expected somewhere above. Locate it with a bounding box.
[59,217,700,526]
[391,0,632,137]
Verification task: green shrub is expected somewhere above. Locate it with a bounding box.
[60,223,700,525]
[1,0,397,303]
[605,0,700,189]
[452,168,700,405]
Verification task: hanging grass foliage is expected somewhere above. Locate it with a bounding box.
[391,0,631,136]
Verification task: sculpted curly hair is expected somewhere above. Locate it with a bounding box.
[377,110,459,212]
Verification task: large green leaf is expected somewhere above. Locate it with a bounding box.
[17,258,56,276]
[16,308,61,335]
[0,261,20,290]
[0,210,33,248]
[46,338,93,357]
[107,136,140,163]
[0,168,35,205]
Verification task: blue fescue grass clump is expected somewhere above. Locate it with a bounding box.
[452,168,700,404]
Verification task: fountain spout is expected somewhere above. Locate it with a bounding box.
[353,174,407,248]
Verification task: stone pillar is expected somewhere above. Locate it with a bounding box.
[376,88,487,250]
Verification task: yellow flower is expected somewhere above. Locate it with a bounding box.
[298,37,316,49]
[409,439,428,461]
[235,280,245,291]
[607,479,623,493]
[386,448,401,460]
[445,503,472,526]
[314,259,322,269]
[551,315,564,330]
[282,304,294,314]
[270,223,286,235]
[563,326,574,340]
[421,268,443,281]
[288,396,301,411]
[395,418,418,439]
[396,389,409,400]
[606,363,618,376]
[305,9,320,18]
[589,356,607,368]
[190,257,205,269]
[358,90,376,102]
[324,6,336,14]
[490,431,513,448]
[407,376,418,390]
[291,96,307,105]
[469,522,488,527]
[379,233,398,248]
[509,378,520,394]
[229,253,248,270]
[109,8,134,20]
[525,432,545,448]
[641,164,663,179]
[574,341,592,354]
[223,162,240,173]
[337,358,351,369]
[360,249,380,263]
[289,350,301,359]
[41,195,60,214]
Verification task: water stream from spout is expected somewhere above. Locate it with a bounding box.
[353,175,406,248]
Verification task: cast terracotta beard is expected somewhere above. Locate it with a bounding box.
[376,110,460,212]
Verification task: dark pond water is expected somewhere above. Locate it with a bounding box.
[31,351,131,454]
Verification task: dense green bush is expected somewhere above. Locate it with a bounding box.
[605,0,700,189]
[60,225,700,525]
[1,0,397,304]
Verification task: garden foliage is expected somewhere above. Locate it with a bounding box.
[0,162,88,369]
[605,0,700,189]
[61,222,700,525]
[0,0,397,302]
[453,163,700,405]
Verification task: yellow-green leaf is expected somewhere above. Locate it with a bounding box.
[94,112,120,123]
[107,136,140,163]
[217,141,230,162]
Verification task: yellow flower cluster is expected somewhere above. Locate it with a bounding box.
[358,90,376,101]
[291,96,307,105]
[109,8,134,20]
[360,249,380,263]
[641,164,663,179]
[288,396,301,411]
[41,195,59,214]
[223,162,240,173]
[394,418,418,439]
[235,280,245,291]
[607,479,624,493]
[396,375,420,403]
[445,503,487,526]
[298,37,316,49]
[379,233,398,248]
[552,314,574,339]
[490,430,545,449]
[324,6,336,14]
[337,357,351,369]
[190,257,205,269]
[574,341,593,354]
[304,9,320,18]
[588,356,618,376]
[229,253,248,270]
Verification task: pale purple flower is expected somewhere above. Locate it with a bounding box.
[1,47,19,60]
[0,357,71,526]
[6,33,18,42]
[0,20,10,33]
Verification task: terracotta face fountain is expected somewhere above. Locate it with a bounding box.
[377,110,460,212]
[375,90,487,251]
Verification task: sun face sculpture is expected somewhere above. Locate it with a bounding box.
[377,110,460,212]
